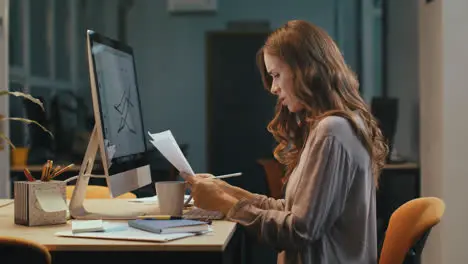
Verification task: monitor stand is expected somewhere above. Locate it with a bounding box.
[69,125,157,220]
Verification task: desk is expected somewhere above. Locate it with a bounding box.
[0,199,242,264]
[380,162,420,208]
[383,162,419,170]
[381,162,420,209]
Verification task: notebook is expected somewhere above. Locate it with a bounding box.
[128,219,209,234]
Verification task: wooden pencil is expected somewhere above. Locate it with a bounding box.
[41,162,47,181]
[51,164,74,179]
[23,168,34,182]
[47,160,54,181]
[51,165,62,178]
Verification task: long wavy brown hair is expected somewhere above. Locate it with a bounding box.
[257,20,388,187]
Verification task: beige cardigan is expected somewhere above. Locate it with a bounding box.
[226,115,377,264]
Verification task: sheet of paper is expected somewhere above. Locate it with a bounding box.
[0,200,13,208]
[35,189,68,212]
[148,130,194,175]
[55,222,197,242]
[104,139,116,168]
[128,194,192,204]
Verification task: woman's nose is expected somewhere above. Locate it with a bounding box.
[271,85,280,95]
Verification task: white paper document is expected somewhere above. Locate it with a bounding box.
[128,194,193,205]
[147,130,195,175]
[104,139,116,169]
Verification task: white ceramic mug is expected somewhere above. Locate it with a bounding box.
[155,181,186,216]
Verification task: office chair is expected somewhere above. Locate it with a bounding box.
[257,159,284,199]
[379,197,445,264]
[0,236,51,264]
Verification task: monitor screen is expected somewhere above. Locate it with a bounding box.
[89,33,148,174]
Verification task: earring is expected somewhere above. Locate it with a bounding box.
[295,113,301,125]
[295,112,305,127]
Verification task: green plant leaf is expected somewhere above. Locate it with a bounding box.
[0,91,44,111]
[0,132,15,149]
[1,117,53,139]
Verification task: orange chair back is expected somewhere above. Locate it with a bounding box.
[66,185,136,199]
[379,197,445,264]
[0,236,51,264]
[257,159,284,199]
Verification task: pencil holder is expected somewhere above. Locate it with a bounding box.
[14,181,68,226]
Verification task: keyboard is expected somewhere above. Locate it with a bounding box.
[183,207,224,220]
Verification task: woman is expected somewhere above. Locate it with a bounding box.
[182,20,388,264]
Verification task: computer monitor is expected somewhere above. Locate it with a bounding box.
[69,30,155,219]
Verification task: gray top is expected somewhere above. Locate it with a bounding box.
[226,115,377,264]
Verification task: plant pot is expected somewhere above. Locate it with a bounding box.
[11,147,29,166]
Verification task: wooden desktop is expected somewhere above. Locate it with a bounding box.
[4,161,420,264]
[0,199,241,264]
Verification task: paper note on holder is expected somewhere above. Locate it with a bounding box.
[35,189,68,212]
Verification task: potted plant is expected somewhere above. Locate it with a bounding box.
[0,91,53,165]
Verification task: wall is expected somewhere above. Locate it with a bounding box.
[420,0,468,263]
[102,0,117,40]
[125,0,359,172]
[440,0,468,261]
[419,0,443,262]
[0,0,9,198]
[387,0,420,161]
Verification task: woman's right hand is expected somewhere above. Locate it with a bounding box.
[183,173,255,201]
[193,174,233,193]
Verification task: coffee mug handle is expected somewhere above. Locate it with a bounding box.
[184,195,192,206]
[184,182,192,206]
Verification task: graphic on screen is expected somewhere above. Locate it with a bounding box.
[114,69,137,134]
[92,42,145,160]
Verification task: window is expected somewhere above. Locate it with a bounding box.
[9,0,22,67]
[8,0,86,144]
[372,0,383,97]
[54,0,71,81]
[9,0,83,92]
[360,0,383,102]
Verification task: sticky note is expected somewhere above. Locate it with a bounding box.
[72,220,105,233]
[35,189,68,212]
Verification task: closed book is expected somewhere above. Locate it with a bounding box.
[128,219,209,234]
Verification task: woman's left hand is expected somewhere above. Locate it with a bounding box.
[182,173,238,214]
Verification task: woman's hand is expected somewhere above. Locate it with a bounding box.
[182,173,233,194]
[181,172,256,201]
[181,173,238,214]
